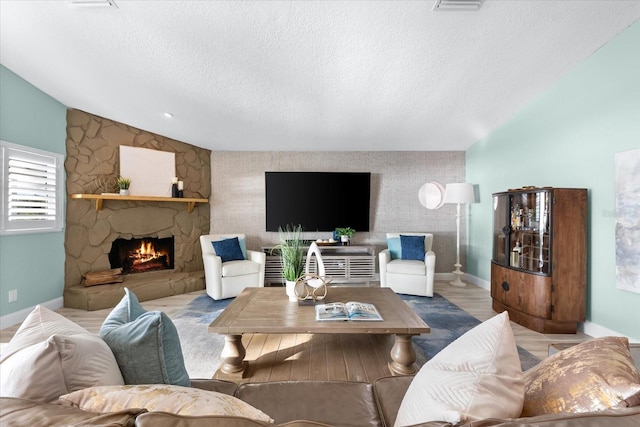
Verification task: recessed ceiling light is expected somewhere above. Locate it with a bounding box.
[69,0,118,8]
[163,112,174,118]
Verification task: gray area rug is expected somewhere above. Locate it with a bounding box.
[172,291,540,379]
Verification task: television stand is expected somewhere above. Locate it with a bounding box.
[263,245,377,286]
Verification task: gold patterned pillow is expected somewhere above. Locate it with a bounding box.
[522,336,640,416]
[59,384,273,423]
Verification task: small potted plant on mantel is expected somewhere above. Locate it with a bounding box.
[335,227,355,246]
[272,224,305,301]
[117,176,131,196]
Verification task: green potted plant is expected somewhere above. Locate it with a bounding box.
[272,224,305,301]
[117,176,131,196]
[335,227,355,245]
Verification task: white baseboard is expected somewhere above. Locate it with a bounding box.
[436,273,490,291]
[0,297,64,329]
[583,320,639,343]
[462,274,490,291]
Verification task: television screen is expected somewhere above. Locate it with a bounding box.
[265,172,371,232]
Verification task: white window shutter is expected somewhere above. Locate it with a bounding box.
[1,141,64,234]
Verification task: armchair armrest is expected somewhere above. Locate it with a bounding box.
[247,249,266,264]
[247,250,266,287]
[201,252,223,299]
[379,249,391,287]
[424,250,436,269]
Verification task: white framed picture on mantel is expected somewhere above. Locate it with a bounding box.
[119,146,175,197]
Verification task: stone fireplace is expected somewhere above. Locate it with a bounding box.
[109,236,175,274]
[63,110,211,310]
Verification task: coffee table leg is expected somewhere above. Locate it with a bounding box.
[220,334,247,376]
[388,334,418,375]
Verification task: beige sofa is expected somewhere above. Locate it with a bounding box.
[2,302,638,426]
[2,376,639,427]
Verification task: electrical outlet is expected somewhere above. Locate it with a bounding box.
[8,289,17,303]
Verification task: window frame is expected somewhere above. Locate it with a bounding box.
[1,140,65,235]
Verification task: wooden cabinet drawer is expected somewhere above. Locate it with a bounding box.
[491,263,552,319]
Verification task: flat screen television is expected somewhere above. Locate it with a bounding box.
[265,172,371,232]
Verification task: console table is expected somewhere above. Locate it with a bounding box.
[263,245,377,285]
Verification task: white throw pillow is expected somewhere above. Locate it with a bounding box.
[0,305,88,362]
[0,306,124,403]
[60,384,273,423]
[394,311,524,426]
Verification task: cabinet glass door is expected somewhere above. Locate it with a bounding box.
[509,191,551,275]
[492,194,509,265]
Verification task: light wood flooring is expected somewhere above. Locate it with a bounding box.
[0,281,592,383]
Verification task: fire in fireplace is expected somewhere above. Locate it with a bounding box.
[109,237,174,274]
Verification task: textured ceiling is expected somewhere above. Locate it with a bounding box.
[1,1,639,152]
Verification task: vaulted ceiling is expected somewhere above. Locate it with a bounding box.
[1,1,639,151]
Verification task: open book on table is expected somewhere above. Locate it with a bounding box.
[315,302,383,321]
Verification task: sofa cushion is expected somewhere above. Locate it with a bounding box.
[522,336,640,417]
[394,311,524,426]
[236,381,381,426]
[0,397,145,427]
[212,237,246,262]
[99,288,189,386]
[387,259,427,276]
[0,306,124,404]
[483,407,640,427]
[400,235,425,260]
[136,413,334,427]
[59,384,273,422]
[222,259,262,277]
[373,375,414,427]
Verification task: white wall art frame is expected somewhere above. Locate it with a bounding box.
[615,148,640,294]
[119,146,175,197]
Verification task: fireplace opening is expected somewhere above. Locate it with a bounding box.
[109,237,174,274]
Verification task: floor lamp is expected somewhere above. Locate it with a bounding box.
[444,183,475,287]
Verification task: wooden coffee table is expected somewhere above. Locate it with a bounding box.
[209,287,430,377]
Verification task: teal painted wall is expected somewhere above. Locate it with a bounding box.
[0,65,67,317]
[466,22,640,340]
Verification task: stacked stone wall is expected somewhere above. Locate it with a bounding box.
[64,109,211,301]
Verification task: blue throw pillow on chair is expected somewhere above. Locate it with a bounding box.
[211,237,245,262]
[400,235,425,261]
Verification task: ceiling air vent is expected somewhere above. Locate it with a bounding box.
[433,0,484,11]
[69,0,118,8]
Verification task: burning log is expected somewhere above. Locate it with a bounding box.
[83,268,123,287]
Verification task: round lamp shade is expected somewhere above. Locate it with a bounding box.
[419,182,446,209]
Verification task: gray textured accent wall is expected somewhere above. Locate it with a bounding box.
[210,151,467,273]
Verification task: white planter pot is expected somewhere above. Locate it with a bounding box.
[340,235,349,245]
[119,189,130,196]
[285,280,298,302]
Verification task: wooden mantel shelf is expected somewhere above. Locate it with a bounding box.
[71,193,208,213]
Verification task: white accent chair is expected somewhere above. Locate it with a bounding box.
[379,233,435,297]
[199,234,266,300]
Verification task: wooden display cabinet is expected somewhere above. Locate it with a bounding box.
[491,188,587,333]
